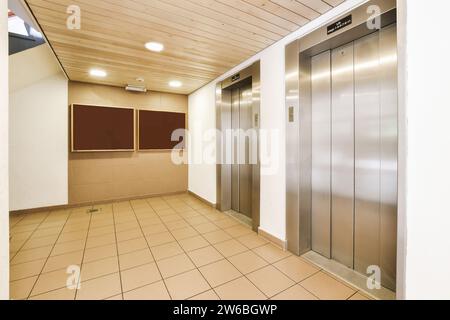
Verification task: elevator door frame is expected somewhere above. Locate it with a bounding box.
[216,62,261,232]
[285,0,398,289]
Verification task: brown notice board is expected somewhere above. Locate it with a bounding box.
[71,104,135,152]
[138,110,186,150]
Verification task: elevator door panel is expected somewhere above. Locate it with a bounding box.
[379,24,398,290]
[231,88,240,212]
[331,43,355,269]
[354,32,381,276]
[311,51,332,259]
[239,84,253,218]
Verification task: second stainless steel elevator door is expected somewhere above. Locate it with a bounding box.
[231,84,253,218]
[310,25,398,290]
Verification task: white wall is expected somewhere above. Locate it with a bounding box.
[397,0,450,300]
[0,0,10,300]
[188,0,366,241]
[188,81,217,204]
[9,45,68,211]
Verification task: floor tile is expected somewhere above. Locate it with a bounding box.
[83,243,117,263]
[51,240,86,256]
[121,263,162,292]
[146,232,175,247]
[57,231,87,244]
[247,265,295,297]
[165,220,190,231]
[76,273,121,300]
[151,242,183,261]
[300,272,356,300]
[178,235,210,252]
[10,259,46,281]
[88,225,115,238]
[237,233,268,249]
[214,239,248,258]
[43,251,83,273]
[117,237,147,255]
[29,287,76,300]
[115,221,140,233]
[164,270,211,300]
[253,244,291,263]
[86,233,116,249]
[228,251,269,274]
[202,230,232,244]
[22,235,58,250]
[10,246,53,265]
[139,217,162,227]
[215,277,266,300]
[116,228,143,242]
[213,218,240,229]
[31,227,61,239]
[171,227,199,241]
[273,256,320,282]
[81,256,119,281]
[199,259,242,288]
[187,246,224,268]
[119,248,154,271]
[31,268,73,296]
[189,290,220,300]
[10,276,38,300]
[185,216,209,226]
[142,223,168,235]
[194,222,220,234]
[157,254,196,279]
[106,294,123,300]
[271,285,318,300]
[161,214,184,223]
[123,281,170,300]
[349,292,371,300]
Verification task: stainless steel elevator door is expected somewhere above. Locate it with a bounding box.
[309,24,398,290]
[231,88,240,212]
[354,31,382,280]
[311,51,332,259]
[331,42,355,269]
[231,84,253,218]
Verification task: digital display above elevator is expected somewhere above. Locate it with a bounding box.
[327,15,352,35]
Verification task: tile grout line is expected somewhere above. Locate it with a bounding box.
[72,208,94,300]
[111,202,129,300]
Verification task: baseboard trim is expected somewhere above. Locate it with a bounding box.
[188,191,216,208]
[10,191,188,215]
[258,227,288,251]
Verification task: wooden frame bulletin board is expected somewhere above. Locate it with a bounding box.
[137,109,186,151]
[71,103,136,153]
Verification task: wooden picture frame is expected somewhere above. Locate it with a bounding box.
[71,103,136,153]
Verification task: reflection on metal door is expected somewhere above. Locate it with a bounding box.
[231,84,253,218]
[310,25,398,290]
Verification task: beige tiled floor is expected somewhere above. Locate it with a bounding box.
[9,194,370,300]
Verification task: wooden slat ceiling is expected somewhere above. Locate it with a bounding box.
[26,0,346,94]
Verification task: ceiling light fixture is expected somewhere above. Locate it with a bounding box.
[89,69,107,77]
[145,42,164,52]
[169,80,182,88]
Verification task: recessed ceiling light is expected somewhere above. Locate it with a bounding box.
[89,69,107,77]
[169,80,182,88]
[145,42,164,52]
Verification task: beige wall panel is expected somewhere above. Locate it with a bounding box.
[68,81,188,205]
